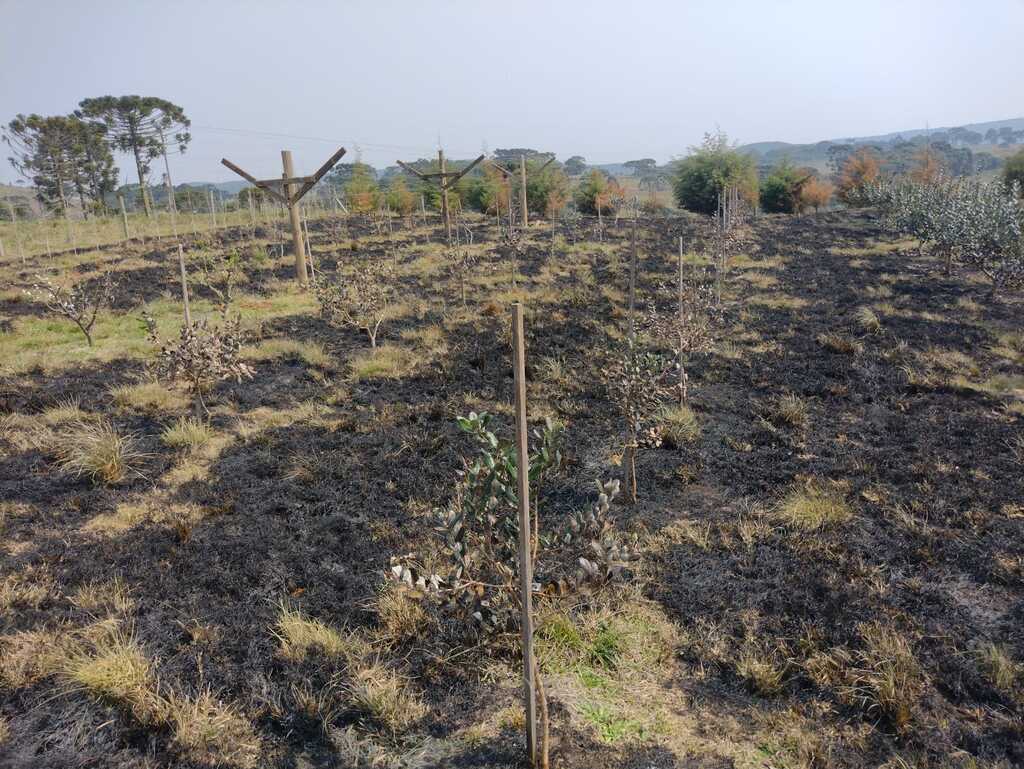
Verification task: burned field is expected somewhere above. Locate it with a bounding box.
[0,209,1022,768]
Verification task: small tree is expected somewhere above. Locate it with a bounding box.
[147,315,254,417]
[192,245,240,317]
[909,147,945,185]
[575,170,622,217]
[799,178,834,212]
[605,339,668,504]
[344,163,380,215]
[646,270,719,405]
[389,412,634,640]
[314,258,394,347]
[759,161,808,214]
[445,244,478,306]
[837,149,881,205]
[1003,149,1024,197]
[385,176,416,219]
[672,130,759,215]
[27,272,116,347]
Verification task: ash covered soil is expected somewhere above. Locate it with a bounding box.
[0,209,1022,768]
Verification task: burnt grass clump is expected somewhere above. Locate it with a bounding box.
[0,209,1022,768]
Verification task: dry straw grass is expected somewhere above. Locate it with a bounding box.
[275,604,368,663]
[161,417,214,451]
[776,482,853,530]
[52,419,147,484]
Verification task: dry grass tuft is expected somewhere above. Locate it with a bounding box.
[51,419,147,485]
[167,689,261,768]
[111,381,187,413]
[840,622,924,732]
[374,585,429,645]
[855,306,883,335]
[69,575,134,616]
[735,646,786,696]
[770,393,809,429]
[348,345,419,382]
[40,397,88,425]
[62,628,163,723]
[975,642,1019,694]
[348,664,427,734]
[776,481,853,530]
[658,405,701,447]
[162,417,214,452]
[818,332,863,355]
[275,605,367,664]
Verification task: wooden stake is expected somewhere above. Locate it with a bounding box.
[439,149,451,244]
[282,150,308,285]
[208,188,217,229]
[628,200,638,340]
[0,237,5,260]
[511,302,538,766]
[678,235,686,405]
[118,194,130,240]
[520,154,529,229]
[177,244,192,326]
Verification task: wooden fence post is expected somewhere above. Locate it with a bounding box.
[118,194,130,241]
[511,302,538,765]
[520,154,529,229]
[178,244,192,326]
[282,150,308,285]
[208,188,217,229]
[628,199,638,340]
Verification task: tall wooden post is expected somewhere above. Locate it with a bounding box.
[282,150,308,284]
[511,302,538,765]
[208,188,217,228]
[438,149,451,244]
[0,237,5,260]
[628,200,638,340]
[177,244,192,326]
[117,194,130,240]
[520,154,529,229]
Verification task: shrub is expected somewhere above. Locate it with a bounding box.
[836,148,881,205]
[147,315,255,417]
[759,161,808,214]
[800,177,834,212]
[390,413,635,643]
[605,339,670,502]
[344,163,380,215]
[672,131,758,215]
[575,169,624,216]
[384,176,416,217]
[26,272,116,347]
[314,258,394,348]
[53,419,146,485]
[526,164,570,216]
[1004,148,1024,197]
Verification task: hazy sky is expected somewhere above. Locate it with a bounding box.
[2,0,1022,185]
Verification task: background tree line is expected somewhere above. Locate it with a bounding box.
[3,95,190,218]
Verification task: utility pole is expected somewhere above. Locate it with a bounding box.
[222,146,346,286]
[396,150,484,244]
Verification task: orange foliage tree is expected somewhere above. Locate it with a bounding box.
[909,147,945,184]
[799,178,834,213]
[837,149,880,205]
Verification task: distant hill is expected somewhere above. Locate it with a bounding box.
[738,117,1024,175]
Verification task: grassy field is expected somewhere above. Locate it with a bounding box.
[0,207,1022,768]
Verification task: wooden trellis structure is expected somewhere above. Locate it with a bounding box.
[221,147,347,285]
[397,149,484,244]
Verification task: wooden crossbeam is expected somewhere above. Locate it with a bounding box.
[255,176,314,187]
[220,158,290,205]
[294,146,348,201]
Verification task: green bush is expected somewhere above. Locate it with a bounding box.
[1003,149,1024,196]
[759,161,805,214]
[672,131,758,215]
[575,169,623,216]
